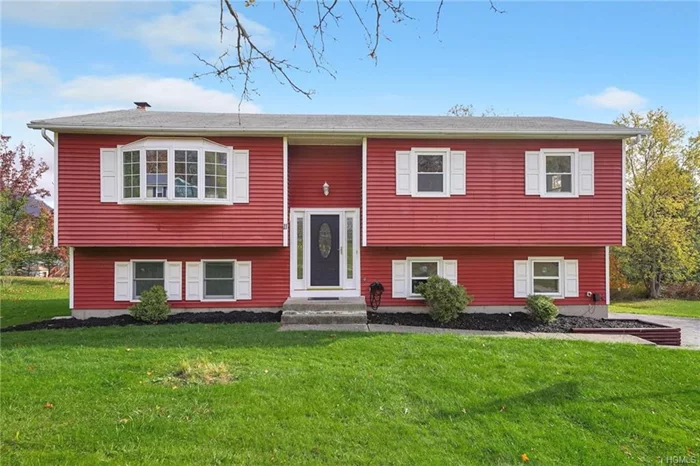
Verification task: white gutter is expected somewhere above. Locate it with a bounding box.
[41,128,55,147]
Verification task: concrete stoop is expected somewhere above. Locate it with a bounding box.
[281,297,368,327]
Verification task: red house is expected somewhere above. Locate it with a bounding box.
[28,108,645,319]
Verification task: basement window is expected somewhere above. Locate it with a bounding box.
[203,261,235,300]
[132,261,165,300]
[531,259,562,297]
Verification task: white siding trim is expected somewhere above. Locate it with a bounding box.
[392,260,408,298]
[235,261,252,300]
[53,133,59,247]
[114,262,132,301]
[69,246,74,309]
[563,259,579,298]
[622,140,627,246]
[449,150,466,195]
[395,150,411,195]
[605,246,610,305]
[514,260,529,298]
[524,151,540,196]
[185,261,202,301]
[362,137,367,247]
[578,151,595,196]
[232,149,250,203]
[165,261,183,301]
[283,137,289,247]
[100,147,119,202]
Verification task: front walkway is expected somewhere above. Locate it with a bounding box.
[609,312,700,348]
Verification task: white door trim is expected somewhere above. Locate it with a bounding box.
[290,208,361,298]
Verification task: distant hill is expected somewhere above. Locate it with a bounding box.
[24,197,52,216]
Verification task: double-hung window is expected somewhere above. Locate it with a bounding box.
[409,260,439,296]
[545,153,573,194]
[203,261,235,300]
[414,149,449,196]
[531,259,562,296]
[132,261,165,299]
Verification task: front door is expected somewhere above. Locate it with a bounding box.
[309,214,340,287]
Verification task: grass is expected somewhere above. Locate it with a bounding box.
[0,277,69,328]
[610,299,700,319]
[2,324,699,465]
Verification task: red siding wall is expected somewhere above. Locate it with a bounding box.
[366,139,623,246]
[288,145,361,208]
[58,134,284,246]
[73,247,289,310]
[360,246,606,307]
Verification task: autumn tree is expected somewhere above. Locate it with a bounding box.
[613,109,700,298]
[0,135,55,274]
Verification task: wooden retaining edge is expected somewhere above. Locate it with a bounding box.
[572,325,682,346]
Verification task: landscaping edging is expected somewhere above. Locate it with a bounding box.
[573,325,681,346]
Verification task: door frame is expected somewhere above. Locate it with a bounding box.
[290,208,361,298]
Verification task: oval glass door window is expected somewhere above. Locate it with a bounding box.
[318,223,332,258]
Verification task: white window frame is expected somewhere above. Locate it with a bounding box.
[201,259,237,302]
[529,257,564,298]
[407,256,443,299]
[130,259,166,301]
[540,149,578,198]
[117,138,234,205]
[411,148,450,197]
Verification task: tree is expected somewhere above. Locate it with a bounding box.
[447,104,500,117]
[613,109,700,298]
[0,135,51,274]
[195,1,504,106]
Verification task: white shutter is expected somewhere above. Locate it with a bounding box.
[395,151,411,195]
[524,151,541,195]
[514,260,529,298]
[114,262,131,301]
[564,259,579,297]
[235,261,252,300]
[578,151,595,195]
[449,150,466,195]
[101,148,118,202]
[165,261,182,301]
[443,260,458,285]
[233,149,249,203]
[392,260,408,298]
[185,262,202,301]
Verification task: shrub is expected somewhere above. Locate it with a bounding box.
[128,286,170,323]
[610,283,648,301]
[661,282,700,299]
[525,295,559,323]
[416,276,473,323]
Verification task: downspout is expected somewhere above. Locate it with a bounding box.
[41,128,55,147]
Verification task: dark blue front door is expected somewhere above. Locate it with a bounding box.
[310,214,340,286]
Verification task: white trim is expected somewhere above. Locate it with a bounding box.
[528,256,565,298]
[69,246,74,309]
[200,259,237,302]
[362,137,367,247]
[406,256,443,298]
[622,140,627,246]
[410,147,451,197]
[605,246,610,305]
[539,148,578,198]
[53,133,59,247]
[283,137,289,247]
[116,138,236,205]
[289,208,361,297]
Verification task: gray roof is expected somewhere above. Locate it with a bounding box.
[27,109,647,138]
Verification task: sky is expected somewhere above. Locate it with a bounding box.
[2,0,699,207]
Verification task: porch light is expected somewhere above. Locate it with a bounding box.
[323,181,330,196]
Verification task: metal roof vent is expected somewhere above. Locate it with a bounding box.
[134,102,151,110]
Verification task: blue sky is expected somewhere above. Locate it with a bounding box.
[2,1,699,206]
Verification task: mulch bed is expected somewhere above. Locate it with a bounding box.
[367,311,662,333]
[1,311,282,333]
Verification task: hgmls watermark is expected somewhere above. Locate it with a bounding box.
[661,456,697,464]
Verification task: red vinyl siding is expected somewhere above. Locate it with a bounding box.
[366,139,623,246]
[73,247,288,310]
[288,145,361,208]
[58,133,284,246]
[361,246,606,307]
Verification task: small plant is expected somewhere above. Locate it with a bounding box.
[416,276,473,323]
[128,285,170,323]
[525,295,559,323]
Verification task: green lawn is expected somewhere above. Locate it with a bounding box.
[0,277,70,328]
[2,324,698,465]
[610,299,700,319]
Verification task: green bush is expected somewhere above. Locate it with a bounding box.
[128,286,170,323]
[416,276,473,323]
[525,295,559,323]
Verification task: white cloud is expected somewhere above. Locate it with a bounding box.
[2,1,162,29]
[577,87,648,111]
[1,47,59,88]
[60,75,260,113]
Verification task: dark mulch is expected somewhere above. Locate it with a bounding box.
[367,312,663,332]
[1,311,282,333]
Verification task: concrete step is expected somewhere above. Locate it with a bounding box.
[281,310,368,325]
[282,297,367,312]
